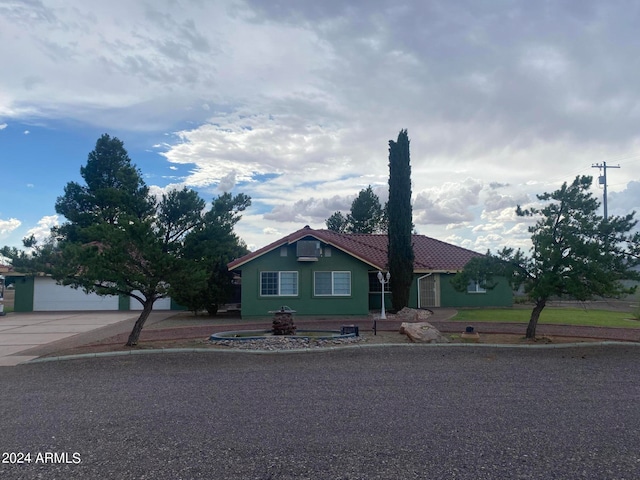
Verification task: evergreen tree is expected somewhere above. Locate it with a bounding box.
[387,129,414,311]
[326,211,348,233]
[55,134,154,240]
[50,134,249,345]
[0,234,58,275]
[172,193,251,315]
[347,185,385,234]
[325,186,386,234]
[453,176,640,338]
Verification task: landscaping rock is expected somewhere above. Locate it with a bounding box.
[209,336,364,350]
[399,321,450,343]
[388,307,434,322]
[272,311,297,335]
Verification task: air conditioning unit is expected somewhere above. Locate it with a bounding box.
[296,240,321,261]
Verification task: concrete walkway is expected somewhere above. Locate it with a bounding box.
[0,311,174,366]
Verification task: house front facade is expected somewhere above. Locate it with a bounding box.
[228,226,512,318]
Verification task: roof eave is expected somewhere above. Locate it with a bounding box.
[414,268,462,274]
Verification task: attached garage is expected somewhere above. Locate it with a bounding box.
[11,276,178,312]
[33,277,119,311]
[128,293,172,311]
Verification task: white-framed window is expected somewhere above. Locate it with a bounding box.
[467,280,486,294]
[260,271,298,296]
[314,271,351,296]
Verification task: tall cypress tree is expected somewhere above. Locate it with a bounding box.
[387,129,414,311]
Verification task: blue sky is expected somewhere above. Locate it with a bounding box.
[2,0,640,256]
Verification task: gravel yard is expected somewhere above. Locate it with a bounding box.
[2,345,639,479]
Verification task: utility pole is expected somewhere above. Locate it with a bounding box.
[592,161,620,220]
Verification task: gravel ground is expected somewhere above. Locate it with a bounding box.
[208,335,366,350]
[1,345,639,479]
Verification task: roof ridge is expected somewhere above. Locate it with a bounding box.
[319,229,388,250]
[316,230,387,269]
[416,233,483,255]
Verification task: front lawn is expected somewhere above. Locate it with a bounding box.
[452,307,640,328]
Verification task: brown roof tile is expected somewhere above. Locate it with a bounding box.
[227,226,482,272]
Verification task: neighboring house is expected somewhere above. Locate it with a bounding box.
[8,275,180,312]
[227,226,512,318]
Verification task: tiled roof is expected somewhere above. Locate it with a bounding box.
[228,226,482,272]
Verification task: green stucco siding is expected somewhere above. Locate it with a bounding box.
[118,295,130,311]
[368,291,392,310]
[236,239,371,318]
[12,276,34,312]
[439,273,513,307]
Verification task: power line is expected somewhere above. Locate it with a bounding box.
[592,162,620,220]
[600,152,640,166]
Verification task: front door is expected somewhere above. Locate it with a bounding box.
[418,274,440,308]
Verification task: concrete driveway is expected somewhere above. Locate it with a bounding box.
[0,311,173,366]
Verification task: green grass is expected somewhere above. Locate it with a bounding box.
[452,307,640,328]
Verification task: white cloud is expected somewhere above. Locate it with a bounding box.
[0,218,21,237]
[264,195,352,224]
[217,171,237,193]
[608,180,640,219]
[519,45,570,82]
[262,227,281,236]
[163,111,353,188]
[413,178,483,226]
[0,0,334,131]
[0,123,6,130]
[482,185,529,213]
[26,215,59,243]
[3,0,640,254]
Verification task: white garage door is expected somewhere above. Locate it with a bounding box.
[128,293,172,311]
[33,278,119,311]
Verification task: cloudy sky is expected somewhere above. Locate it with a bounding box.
[2,0,640,256]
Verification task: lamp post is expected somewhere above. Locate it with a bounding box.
[375,271,390,335]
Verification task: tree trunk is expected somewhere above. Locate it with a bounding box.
[525,298,547,339]
[126,300,155,346]
[206,303,219,316]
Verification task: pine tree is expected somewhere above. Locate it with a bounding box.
[326,211,348,233]
[347,185,385,234]
[452,176,640,338]
[51,135,249,345]
[326,186,386,234]
[387,129,414,311]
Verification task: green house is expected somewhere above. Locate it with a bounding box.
[228,226,512,318]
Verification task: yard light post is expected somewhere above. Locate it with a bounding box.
[374,271,390,335]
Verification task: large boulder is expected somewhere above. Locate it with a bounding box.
[390,307,433,322]
[400,322,450,343]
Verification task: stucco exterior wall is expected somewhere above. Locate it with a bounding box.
[439,273,513,308]
[373,273,512,310]
[12,276,34,312]
[236,238,371,318]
